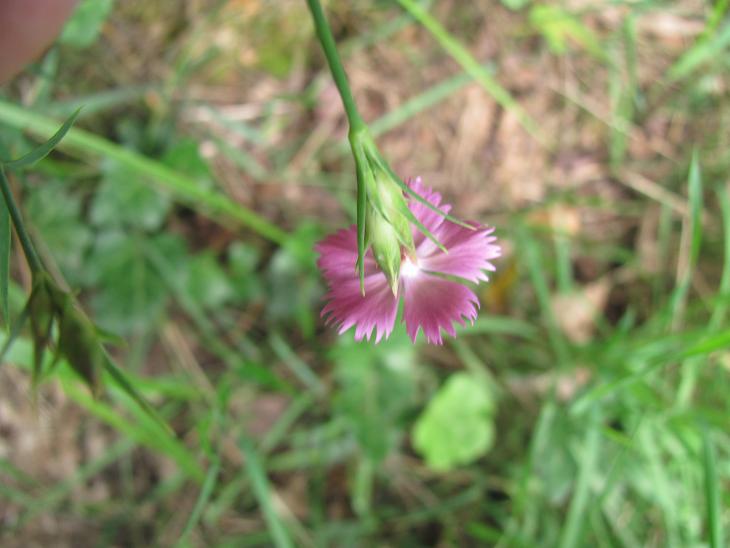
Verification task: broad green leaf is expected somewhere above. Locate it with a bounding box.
[26,180,92,285]
[331,332,417,462]
[228,242,262,302]
[85,230,186,334]
[161,138,212,187]
[185,252,234,309]
[60,0,115,48]
[413,373,495,471]
[91,160,171,231]
[2,109,80,170]
[266,223,322,337]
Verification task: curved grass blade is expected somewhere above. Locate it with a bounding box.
[102,351,175,436]
[3,109,81,169]
[396,0,543,144]
[178,457,221,545]
[702,426,724,548]
[0,101,286,244]
[239,437,294,548]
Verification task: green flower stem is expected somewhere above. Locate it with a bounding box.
[0,167,42,274]
[306,0,366,132]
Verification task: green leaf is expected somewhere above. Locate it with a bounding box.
[91,160,171,231]
[161,138,212,187]
[185,252,234,309]
[2,109,80,170]
[60,0,115,48]
[26,180,92,284]
[331,332,417,462]
[702,427,724,548]
[413,372,496,471]
[85,231,186,334]
[266,223,322,337]
[228,242,262,302]
[0,101,287,244]
[28,278,56,386]
[57,299,103,394]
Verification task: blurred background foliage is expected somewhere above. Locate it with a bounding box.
[0,0,729,546]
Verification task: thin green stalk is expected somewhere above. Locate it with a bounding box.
[306,0,366,132]
[0,167,42,274]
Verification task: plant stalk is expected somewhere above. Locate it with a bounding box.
[306,0,366,132]
[0,167,42,274]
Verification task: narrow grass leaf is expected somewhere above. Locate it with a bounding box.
[667,22,730,81]
[102,352,175,436]
[0,102,286,244]
[668,151,702,328]
[177,458,221,545]
[710,186,730,329]
[559,409,601,548]
[396,0,543,143]
[702,426,724,548]
[239,437,294,548]
[3,109,81,169]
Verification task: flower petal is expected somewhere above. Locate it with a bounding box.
[407,177,452,242]
[315,225,377,283]
[418,223,501,283]
[321,274,398,343]
[317,225,398,343]
[402,273,479,344]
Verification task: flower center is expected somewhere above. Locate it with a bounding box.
[401,257,420,278]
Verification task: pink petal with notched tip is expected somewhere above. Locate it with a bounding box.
[417,222,501,283]
[316,225,398,343]
[402,272,479,344]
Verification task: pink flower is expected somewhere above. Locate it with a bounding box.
[316,178,501,344]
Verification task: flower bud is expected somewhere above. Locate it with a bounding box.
[365,168,415,295]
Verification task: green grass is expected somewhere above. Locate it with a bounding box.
[0,1,728,546]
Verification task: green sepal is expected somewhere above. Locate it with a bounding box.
[0,290,34,366]
[57,298,103,396]
[351,132,368,295]
[365,205,402,296]
[365,144,475,230]
[28,277,56,388]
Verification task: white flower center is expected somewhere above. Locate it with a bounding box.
[401,257,420,278]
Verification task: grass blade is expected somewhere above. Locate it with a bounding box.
[177,458,221,545]
[559,409,601,548]
[0,101,286,244]
[2,109,80,169]
[239,437,294,548]
[702,426,723,548]
[669,150,702,329]
[710,186,730,329]
[396,0,543,144]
